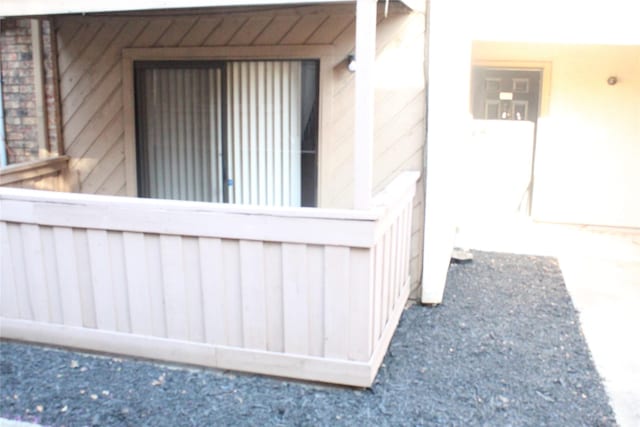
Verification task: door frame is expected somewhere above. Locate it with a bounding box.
[121,45,335,203]
[470,59,551,215]
[471,60,552,118]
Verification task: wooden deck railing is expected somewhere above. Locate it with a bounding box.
[0,156,71,191]
[0,171,419,387]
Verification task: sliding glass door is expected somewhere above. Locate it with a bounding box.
[134,59,318,207]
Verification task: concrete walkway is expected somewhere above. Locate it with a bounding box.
[456,219,640,427]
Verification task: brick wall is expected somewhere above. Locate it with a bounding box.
[1,18,58,164]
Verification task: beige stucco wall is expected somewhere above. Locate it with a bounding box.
[473,42,640,228]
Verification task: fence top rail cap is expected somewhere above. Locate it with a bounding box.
[0,171,419,222]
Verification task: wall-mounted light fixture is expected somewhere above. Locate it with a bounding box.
[607,76,618,86]
[347,54,356,73]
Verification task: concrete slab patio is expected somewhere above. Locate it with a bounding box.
[456,219,640,427]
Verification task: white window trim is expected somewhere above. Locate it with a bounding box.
[122,45,335,206]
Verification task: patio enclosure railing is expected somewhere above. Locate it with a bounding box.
[0,171,418,386]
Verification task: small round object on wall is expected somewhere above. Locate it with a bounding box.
[607,76,618,86]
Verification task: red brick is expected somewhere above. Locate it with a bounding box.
[6,132,25,140]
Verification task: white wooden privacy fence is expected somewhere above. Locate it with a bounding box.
[0,171,419,387]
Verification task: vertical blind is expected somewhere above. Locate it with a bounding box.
[137,66,223,202]
[226,61,302,206]
[136,60,308,207]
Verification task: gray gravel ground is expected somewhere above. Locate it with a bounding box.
[1,251,616,426]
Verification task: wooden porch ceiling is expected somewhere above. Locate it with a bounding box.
[0,0,422,17]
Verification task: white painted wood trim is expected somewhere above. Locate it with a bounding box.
[0,189,377,247]
[31,19,49,158]
[0,0,420,19]
[121,54,137,197]
[0,317,375,387]
[353,0,377,210]
[0,156,70,186]
[2,0,354,17]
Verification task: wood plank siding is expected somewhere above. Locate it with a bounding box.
[0,171,419,386]
[53,3,426,289]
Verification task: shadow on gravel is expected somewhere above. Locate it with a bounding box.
[0,251,616,426]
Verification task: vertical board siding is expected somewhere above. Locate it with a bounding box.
[369,197,415,341]
[348,248,373,361]
[221,239,243,347]
[86,229,117,331]
[73,229,97,328]
[263,241,284,352]
[323,246,350,359]
[39,227,63,325]
[108,231,131,333]
[199,237,226,345]
[122,232,153,335]
[182,236,205,342]
[0,172,418,386]
[20,224,51,323]
[239,240,268,350]
[53,227,84,327]
[145,234,167,338]
[281,243,309,355]
[160,235,189,341]
[306,245,325,358]
[7,223,33,320]
[0,222,19,319]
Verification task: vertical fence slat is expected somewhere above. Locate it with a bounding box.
[53,227,83,327]
[372,243,383,341]
[403,204,413,291]
[160,235,188,340]
[348,248,373,361]
[144,234,167,338]
[264,242,284,352]
[7,223,32,320]
[199,237,226,345]
[20,224,50,322]
[400,205,410,295]
[282,243,309,355]
[40,227,63,324]
[0,222,20,318]
[389,219,398,310]
[222,239,243,347]
[239,240,267,350]
[323,245,349,359]
[382,232,392,327]
[183,236,204,342]
[85,228,117,331]
[108,231,131,333]
[123,232,153,335]
[73,229,97,328]
[306,245,325,357]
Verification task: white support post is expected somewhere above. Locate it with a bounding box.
[421,0,473,304]
[353,0,377,210]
